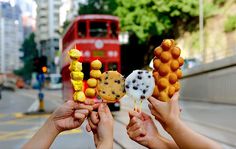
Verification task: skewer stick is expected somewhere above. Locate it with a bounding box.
[139,100,143,113]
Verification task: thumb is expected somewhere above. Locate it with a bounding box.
[98,103,112,119]
[171,92,179,106]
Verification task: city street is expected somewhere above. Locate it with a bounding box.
[0,89,235,149]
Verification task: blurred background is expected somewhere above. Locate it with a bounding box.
[0,0,236,149]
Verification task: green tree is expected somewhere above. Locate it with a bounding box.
[78,0,117,15]
[14,33,38,81]
[114,0,218,65]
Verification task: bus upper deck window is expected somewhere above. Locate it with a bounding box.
[90,22,107,37]
[111,22,118,38]
[78,22,86,37]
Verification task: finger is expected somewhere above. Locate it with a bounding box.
[140,112,151,120]
[148,96,164,110]
[129,110,142,119]
[171,92,180,106]
[92,103,100,110]
[127,122,141,132]
[88,118,97,130]
[126,117,138,129]
[76,104,93,111]
[86,123,92,132]
[149,106,161,118]
[90,111,99,125]
[98,103,113,120]
[129,128,146,139]
[74,112,86,120]
[84,99,95,105]
[75,109,89,117]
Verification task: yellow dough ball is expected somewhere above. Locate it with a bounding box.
[68,49,82,59]
[85,88,96,98]
[69,61,82,72]
[71,79,83,91]
[70,71,84,80]
[87,78,97,88]
[73,91,86,102]
[91,60,102,70]
[90,70,102,79]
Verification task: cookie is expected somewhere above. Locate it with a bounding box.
[125,70,155,100]
[152,39,184,102]
[97,71,125,102]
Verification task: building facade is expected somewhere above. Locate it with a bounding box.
[0,2,23,73]
[35,0,61,73]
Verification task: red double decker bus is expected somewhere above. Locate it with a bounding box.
[61,15,121,109]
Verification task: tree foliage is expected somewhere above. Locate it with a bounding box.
[115,0,201,43]
[14,33,38,80]
[78,0,117,15]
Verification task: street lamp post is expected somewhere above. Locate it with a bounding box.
[199,0,205,62]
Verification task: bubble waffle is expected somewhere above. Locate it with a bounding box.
[125,70,155,101]
[152,39,184,102]
[97,71,126,102]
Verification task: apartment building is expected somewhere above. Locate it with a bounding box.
[0,2,23,73]
[35,0,61,73]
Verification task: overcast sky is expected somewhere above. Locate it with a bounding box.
[0,0,36,17]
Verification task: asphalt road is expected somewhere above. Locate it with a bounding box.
[0,89,235,149]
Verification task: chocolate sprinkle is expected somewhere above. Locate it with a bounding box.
[148,75,151,78]
[137,76,142,80]
[102,91,106,94]
[132,79,136,83]
[143,90,146,94]
[133,86,138,90]
[141,95,145,99]
[138,71,143,74]
[125,85,129,89]
[104,82,108,85]
[146,85,149,88]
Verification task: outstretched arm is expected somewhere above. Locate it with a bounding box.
[148,92,221,149]
[23,100,93,149]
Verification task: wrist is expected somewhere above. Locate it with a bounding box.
[97,139,113,149]
[148,135,170,149]
[166,118,182,135]
[46,116,61,136]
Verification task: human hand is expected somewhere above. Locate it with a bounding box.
[86,103,114,149]
[127,111,178,149]
[49,100,93,133]
[148,92,181,132]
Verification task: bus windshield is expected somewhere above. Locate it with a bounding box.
[90,22,107,37]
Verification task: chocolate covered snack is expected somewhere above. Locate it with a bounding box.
[125,70,155,101]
